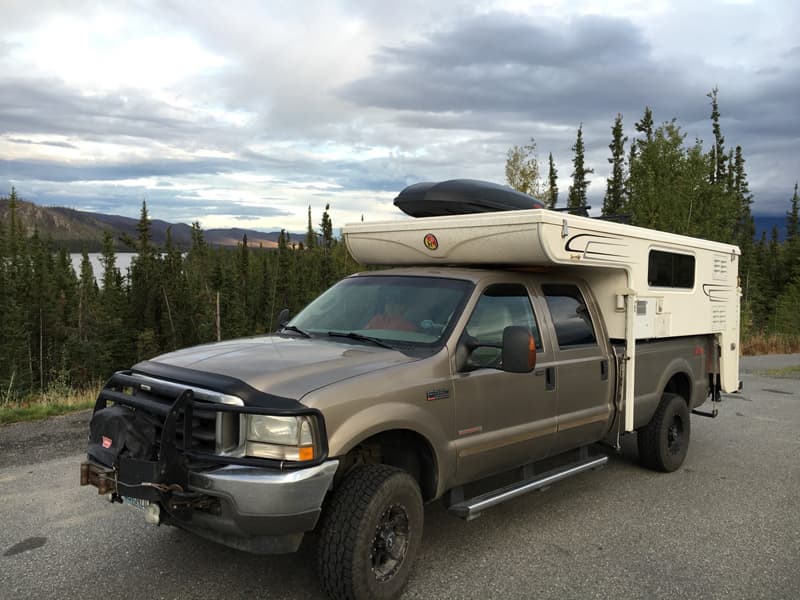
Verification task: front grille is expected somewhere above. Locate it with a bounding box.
[97,372,245,459]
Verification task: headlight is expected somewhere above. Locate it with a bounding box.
[245,415,317,461]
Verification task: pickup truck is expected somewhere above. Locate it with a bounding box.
[81,266,716,600]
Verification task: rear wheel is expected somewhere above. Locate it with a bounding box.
[637,392,690,472]
[318,464,423,600]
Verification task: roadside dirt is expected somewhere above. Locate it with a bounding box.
[0,409,91,470]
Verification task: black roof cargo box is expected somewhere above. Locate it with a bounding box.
[394,179,544,218]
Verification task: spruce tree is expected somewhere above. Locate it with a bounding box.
[785,182,800,278]
[603,114,627,216]
[707,87,727,185]
[567,124,593,216]
[635,107,654,143]
[305,206,317,249]
[546,153,558,209]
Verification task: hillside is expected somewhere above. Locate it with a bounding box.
[0,198,302,250]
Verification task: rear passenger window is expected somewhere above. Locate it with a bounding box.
[542,284,597,348]
[648,250,695,288]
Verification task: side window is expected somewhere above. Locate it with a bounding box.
[648,250,695,288]
[463,283,542,369]
[542,284,597,348]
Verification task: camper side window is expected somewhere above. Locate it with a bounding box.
[542,284,597,348]
[648,250,695,288]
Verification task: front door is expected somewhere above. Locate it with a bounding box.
[452,282,557,484]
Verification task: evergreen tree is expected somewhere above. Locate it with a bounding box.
[305,206,317,249]
[603,114,628,216]
[707,87,727,185]
[635,107,654,143]
[546,153,558,209]
[784,182,800,279]
[567,124,593,216]
[787,182,799,242]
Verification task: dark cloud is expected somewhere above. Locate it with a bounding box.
[339,14,690,123]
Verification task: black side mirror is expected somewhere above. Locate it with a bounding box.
[501,326,536,373]
[277,308,291,328]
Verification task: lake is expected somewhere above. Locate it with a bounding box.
[69,253,137,284]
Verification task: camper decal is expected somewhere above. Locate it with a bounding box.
[702,284,735,303]
[423,233,439,251]
[564,233,629,261]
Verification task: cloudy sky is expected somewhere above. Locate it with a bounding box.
[1,0,798,233]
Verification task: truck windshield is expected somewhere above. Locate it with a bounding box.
[289,275,473,351]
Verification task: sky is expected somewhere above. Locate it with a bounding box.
[0,0,798,233]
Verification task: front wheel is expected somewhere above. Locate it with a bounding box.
[318,464,423,600]
[637,392,691,472]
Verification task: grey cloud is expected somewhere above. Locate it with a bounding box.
[0,156,246,183]
[8,137,78,149]
[0,77,244,150]
[339,14,682,121]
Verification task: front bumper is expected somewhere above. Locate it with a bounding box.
[178,459,339,553]
[82,459,339,554]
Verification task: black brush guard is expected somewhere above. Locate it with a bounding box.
[81,371,328,515]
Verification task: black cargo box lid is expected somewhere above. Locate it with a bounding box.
[394,179,544,218]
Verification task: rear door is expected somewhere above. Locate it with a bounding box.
[539,283,613,453]
[451,280,557,484]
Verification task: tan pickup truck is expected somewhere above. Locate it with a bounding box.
[81,180,739,600]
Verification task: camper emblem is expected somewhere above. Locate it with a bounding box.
[423,233,439,251]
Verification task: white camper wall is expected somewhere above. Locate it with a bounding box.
[343,208,741,392]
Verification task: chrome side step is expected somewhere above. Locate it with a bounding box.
[448,455,608,520]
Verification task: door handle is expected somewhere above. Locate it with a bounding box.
[545,367,556,391]
[600,359,608,381]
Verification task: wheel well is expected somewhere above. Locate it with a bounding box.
[339,430,437,501]
[665,372,691,405]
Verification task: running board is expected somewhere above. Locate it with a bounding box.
[448,455,608,520]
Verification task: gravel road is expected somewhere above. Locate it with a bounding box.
[1,355,798,599]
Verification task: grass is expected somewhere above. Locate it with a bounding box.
[741,333,800,356]
[0,383,100,425]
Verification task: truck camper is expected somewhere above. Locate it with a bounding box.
[82,179,741,600]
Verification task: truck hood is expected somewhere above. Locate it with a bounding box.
[139,335,417,401]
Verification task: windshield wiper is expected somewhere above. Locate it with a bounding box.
[327,331,396,350]
[280,325,311,338]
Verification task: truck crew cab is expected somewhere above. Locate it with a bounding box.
[81,180,741,600]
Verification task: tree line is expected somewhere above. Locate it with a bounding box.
[0,192,360,402]
[505,88,800,343]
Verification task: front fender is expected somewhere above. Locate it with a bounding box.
[327,401,452,494]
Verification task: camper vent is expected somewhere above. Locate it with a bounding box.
[713,254,729,281]
[712,306,726,331]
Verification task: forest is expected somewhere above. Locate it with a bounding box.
[0,89,798,404]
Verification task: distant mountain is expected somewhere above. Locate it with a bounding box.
[753,214,787,242]
[0,198,303,251]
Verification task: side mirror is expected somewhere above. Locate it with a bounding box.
[501,326,536,373]
[277,308,291,328]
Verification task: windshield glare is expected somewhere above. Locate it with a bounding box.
[289,275,473,347]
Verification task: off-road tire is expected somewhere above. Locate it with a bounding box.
[637,392,691,472]
[318,464,423,600]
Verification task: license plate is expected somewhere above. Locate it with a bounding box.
[123,496,151,511]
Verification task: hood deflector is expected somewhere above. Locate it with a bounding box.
[132,360,305,411]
